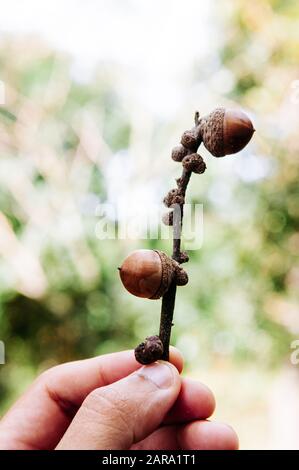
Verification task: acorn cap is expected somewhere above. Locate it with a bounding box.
[152,252,188,297]
[151,250,176,299]
[199,107,255,157]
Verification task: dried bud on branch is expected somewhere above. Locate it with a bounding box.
[174,263,189,286]
[171,145,188,162]
[177,251,189,264]
[134,335,164,364]
[182,153,206,174]
[163,188,184,207]
[181,128,201,151]
[162,211,173,226]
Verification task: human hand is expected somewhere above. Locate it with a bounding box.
[0,349,238,450]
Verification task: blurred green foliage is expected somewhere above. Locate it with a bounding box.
[0,0,299,415]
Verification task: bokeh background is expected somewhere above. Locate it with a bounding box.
[0,0,299,449]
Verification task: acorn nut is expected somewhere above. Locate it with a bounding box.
[199,107,255,157]
[119,249,188,299]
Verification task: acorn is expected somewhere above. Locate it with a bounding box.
[198,107,254,157]
[119,249,188,300]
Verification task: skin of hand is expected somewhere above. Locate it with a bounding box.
[0,348,238,450]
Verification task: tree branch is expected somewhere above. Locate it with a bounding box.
[159,112,202,360]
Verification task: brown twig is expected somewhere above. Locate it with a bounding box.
[159,113,202,360]
[133,111,205,364]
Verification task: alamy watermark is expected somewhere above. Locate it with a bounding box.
[95,202,204,250]
[290,340,299,365]
[0,341,5,364]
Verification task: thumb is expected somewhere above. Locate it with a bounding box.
[56,361,181,450]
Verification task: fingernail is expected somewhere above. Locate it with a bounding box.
[137,361,175,389]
